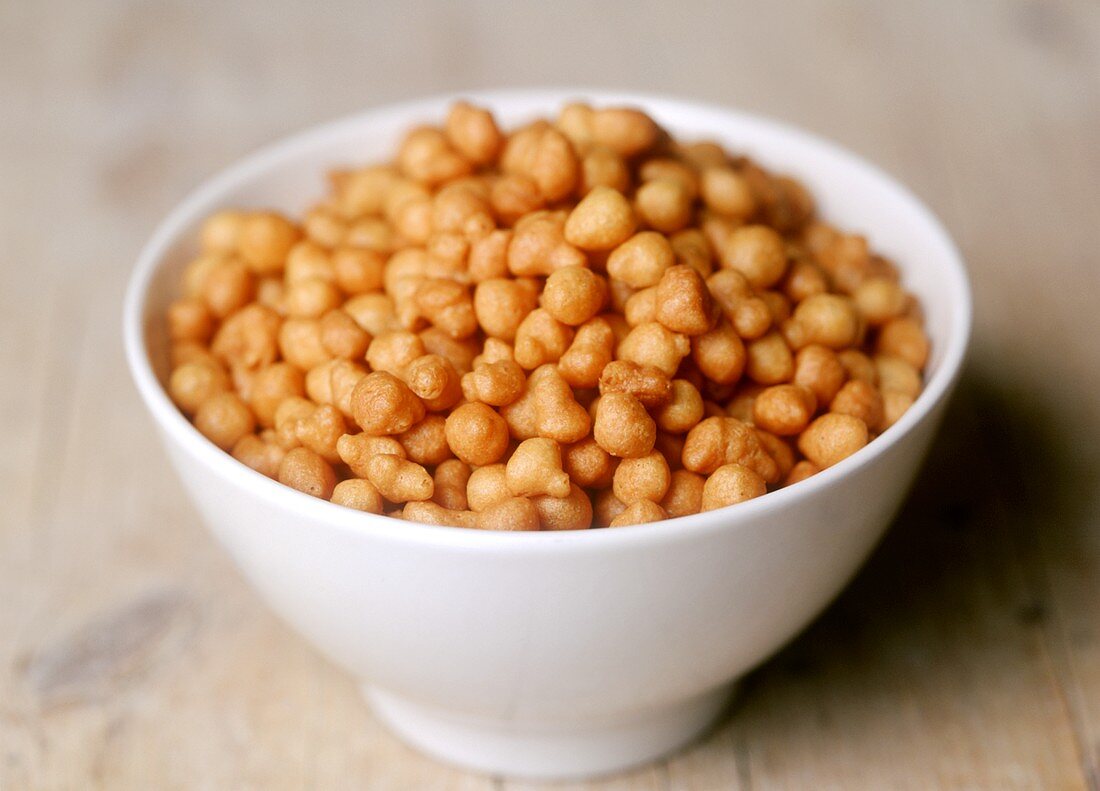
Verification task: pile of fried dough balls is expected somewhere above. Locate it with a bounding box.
[166,101,929,530]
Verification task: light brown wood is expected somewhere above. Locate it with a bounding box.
[3,0,1099,788]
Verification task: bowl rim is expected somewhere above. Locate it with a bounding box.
[123,87,972,551]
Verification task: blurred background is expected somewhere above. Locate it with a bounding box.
[3,1,1099,788]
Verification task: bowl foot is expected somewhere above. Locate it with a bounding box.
[361,682,735,781]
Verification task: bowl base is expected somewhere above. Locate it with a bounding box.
[362,682,735,781]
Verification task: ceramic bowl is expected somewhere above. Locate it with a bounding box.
[123,89,971,780]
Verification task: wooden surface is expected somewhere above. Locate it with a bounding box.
[3,0,1099,788]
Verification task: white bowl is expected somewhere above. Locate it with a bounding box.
[123,90,971,780]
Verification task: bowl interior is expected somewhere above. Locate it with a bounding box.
[128,89,971,542]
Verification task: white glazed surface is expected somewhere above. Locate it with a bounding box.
[123,90,971,780]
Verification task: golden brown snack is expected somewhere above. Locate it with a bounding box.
[278,447,336,499]
[558,317,616,389]
[475,497,541,531]
[700,167,755,220]
[593,392,656,459]
[167,297,215,343]
[398,415,453,466]
[403,354,463,413]
[231,434,286,479]
[168,361,230,416]
[785,294,861,350]
[616,321,690,377]
[167,99,928,529]
[636,178,692,233]
[194,392,255,450]
[598,360,672,408]
[248,363,305,427]
[654,265,715,336]
[364,453,434,502]
[562,437,617,489]
[660,470,705,517]
[653,379,705,434]
[745,331,795,385]
[797,413,870,468]
[613,451,672,505]
[403,500,477,528]
[506,438,571,498]
[432,459,472,511]
[681,417,779,482]
[474,278,539,341]
[541,266,607,326]
[466,464,511,512]
[609,500,668,527]
[445,101,503,166]
[607,231,675,288]
[876,317,929,370]
[350,371,426,436]
[580,146,631,194]
[752,384,817,437]
[445,402,510,466]
[829,380,885,432]
[461,359,525,406]
[785,459,821,486]
[564,186,636,251]
[593,489,628,527]
[501,123,578,202]
[793,344,847,406]
[701,464,767,511]
[533,484,593,531]
[337,433,406,478]
[331,478,384,513]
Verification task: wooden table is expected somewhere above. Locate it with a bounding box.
[3,1,1099,787]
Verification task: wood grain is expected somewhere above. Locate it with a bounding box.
[2,0,1098,788]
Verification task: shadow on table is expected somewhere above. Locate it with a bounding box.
[705,362,1094,760]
